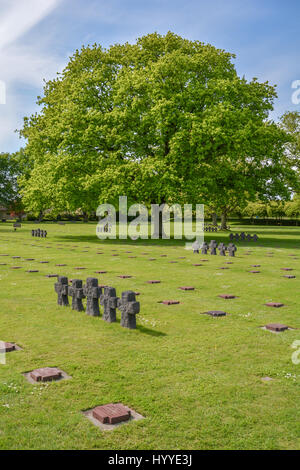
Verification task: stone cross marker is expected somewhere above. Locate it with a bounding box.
[201,242,208,254]
[54,276,69,306]
[228,243,237,257]
[253,234,258,241]
[246,234,252,241]
[192,240,200,253]
[234,233,240,241]
[68,279,85,311]
[240,232,246,241]
[117,290,140,329]
[218,243,226,256]
[100,286,118,322]
[229,233,234,241]
[209,240,218,255]
[83,277,102,316]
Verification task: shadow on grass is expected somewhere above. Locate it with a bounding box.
[113,316,166,337]
[136,324,166,337]
[55,234,300,250]
[1,223,300,250]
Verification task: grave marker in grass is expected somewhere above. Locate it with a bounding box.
[201,242,209,255]
[83,278,102,316]
[0,342,16,353]
[209,240,217,255]
[218,243,226,256]
[117,291,140,329]
[55,276,69,306]
[100,287,118,322]
[192,240,200,254]
[83,403,144,430]
[265,323,289,332]
[202,310,227,317]
[219,294,237,299]
[30,367,62,382]
[25,367,70,383]
[228,243,237,257]
[92,403,131,424]
[68,279,85,311]
[265,302,284,308]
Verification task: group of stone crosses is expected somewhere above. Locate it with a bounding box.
[55,276,140,329]
[192,240,237,257]
[229,232,258,242]
[203,225,219,232]
[32,228,47,238]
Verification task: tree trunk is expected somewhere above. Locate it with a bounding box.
[152,203,167,238]
[221,210,227,230]
[38,210,43,222]
[83,212,88,223]
[211,212,217,226]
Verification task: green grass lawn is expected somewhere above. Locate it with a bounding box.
[0,221,299,450]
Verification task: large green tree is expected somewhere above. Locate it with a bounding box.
[19,32,294,229]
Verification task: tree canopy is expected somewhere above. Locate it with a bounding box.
[19,31,295,227]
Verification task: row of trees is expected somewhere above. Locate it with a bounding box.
[240,195,300,220]
[1,32,300,229]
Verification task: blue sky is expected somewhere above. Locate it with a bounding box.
[0,0,299,153]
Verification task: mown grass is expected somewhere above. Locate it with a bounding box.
[0,221,299,450]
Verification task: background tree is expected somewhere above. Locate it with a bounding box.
[0,152,21,208]
[279,111,300,174]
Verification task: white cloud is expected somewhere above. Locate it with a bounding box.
[0,0,64,151]
[0,0,61,50]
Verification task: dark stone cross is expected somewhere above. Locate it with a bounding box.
[228,243,237,257]
[201,242,209,254]
[246,234,252,241]
[209,240,218,255]
[100,286,118,322]
[117,290,140,329]
[253,234,258,242]
[68,279,85,311]
[234,233,240,241]
[54,276,69,306]
[218,243,226,256]
[229,233,234,241]
[83,277,102,316]
[240,232,246,241]
[192,240,200,253]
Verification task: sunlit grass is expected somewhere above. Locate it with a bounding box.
[0,221,299,449]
